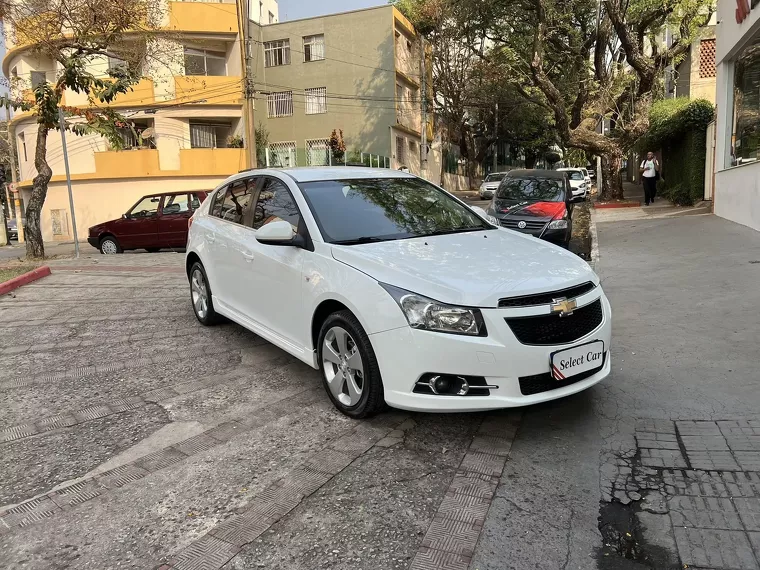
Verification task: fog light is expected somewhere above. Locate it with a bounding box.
[430,375,450,394]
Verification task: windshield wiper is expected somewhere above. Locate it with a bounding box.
[332,236,392,245]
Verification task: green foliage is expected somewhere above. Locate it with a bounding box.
[640,98,714,206]
[329,129,346,163]
[255,122,269,165]
[640,97,714,151]
[226,135,244,148]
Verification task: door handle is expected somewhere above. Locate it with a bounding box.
[241,251,254,262]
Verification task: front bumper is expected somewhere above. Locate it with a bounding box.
[479,186,498,198]
[87,237,99,248]
[370,291,612,412]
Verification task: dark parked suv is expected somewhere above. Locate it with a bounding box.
[485,169,578,247]
[87,191,207,254]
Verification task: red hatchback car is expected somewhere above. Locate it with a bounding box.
[87,191,208,254]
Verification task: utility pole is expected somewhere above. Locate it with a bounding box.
[493,103,499,173]
[5,100,22,243]
[237,0,257,169]
[419,36,428,180]
[58,109,80,258]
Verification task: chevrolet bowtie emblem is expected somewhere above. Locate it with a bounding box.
[550,297,577,317]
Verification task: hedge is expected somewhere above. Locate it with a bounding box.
[638,98,714,206]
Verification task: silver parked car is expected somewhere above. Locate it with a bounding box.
[479,172,507,200]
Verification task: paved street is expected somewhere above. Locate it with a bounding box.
[1,211,760,569]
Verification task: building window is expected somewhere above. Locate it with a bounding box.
[269,11,275,24]
[117,119,155,149]
[730,35,760,167]
[183,48,226,76]
[306,138,330,166]
[396,135,405,165]
[30,71,46,88]
[699,39,716,79]
[190,122,231,148]
[303,34,325,62]
[268,141,296,167]
[408,139,417,154]
[305,87,327,114]
[50,209,69,237]
[18,133,27,162]
[264,39,290,67]
[267,91,293,118]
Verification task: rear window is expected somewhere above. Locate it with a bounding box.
[497,177,565,202]
[484,173,506,182]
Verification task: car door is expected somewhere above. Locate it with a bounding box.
[157,193,192,248]
[211,178,257,314]
[235,175,309,348]
[117,195,161,249]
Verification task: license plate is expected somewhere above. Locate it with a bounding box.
[551,341,605,380]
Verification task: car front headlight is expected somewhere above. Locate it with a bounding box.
[548,219,568,229]
[379,283,487,336]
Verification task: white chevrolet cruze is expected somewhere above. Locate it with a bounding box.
[186,168,611,418]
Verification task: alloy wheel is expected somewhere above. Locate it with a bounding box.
[101,239,118,254]
[322,326,365,407]
[191,269,209,319]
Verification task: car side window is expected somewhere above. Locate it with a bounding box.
[190,193,202,210]
[162,194,190,215]
[211,187,227,218]
[252,177,301,231]
[129,196,161,218]
[219,180,253,225]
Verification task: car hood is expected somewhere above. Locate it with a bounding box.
[492,200,565,221]
[330,229,596,307]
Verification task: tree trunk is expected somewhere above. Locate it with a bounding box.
[25,127,52,259]
[525,149,538,169]
[599,151,625,201]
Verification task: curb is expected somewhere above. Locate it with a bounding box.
[594,201,641,209]
[589,208,600,271]
[0,266,51,296]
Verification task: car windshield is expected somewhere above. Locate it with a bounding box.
[497,177,564,202]
[299,177,493,244]
[567,171,584,181]
[484,173,506,182]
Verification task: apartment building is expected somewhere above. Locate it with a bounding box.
[673,20,717,103]
[252,6,432,175]
[4,0,277,242]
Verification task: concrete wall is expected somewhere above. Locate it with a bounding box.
[254,6,398,157]
[714,0,760,231]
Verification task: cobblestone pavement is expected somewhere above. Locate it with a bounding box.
[0,252,521,570]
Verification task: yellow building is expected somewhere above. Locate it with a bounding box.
[4,0,278,243]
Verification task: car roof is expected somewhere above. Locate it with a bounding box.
[234,167,417,184]
[506,169,568,179]
[556,167,583,172]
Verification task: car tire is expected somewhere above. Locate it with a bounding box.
[99,236,122,254]
[189,262,222,326]
[317,310,385,419]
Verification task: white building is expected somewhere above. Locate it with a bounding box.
[715,0,760,230]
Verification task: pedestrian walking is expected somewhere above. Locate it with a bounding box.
[640,152,660,206]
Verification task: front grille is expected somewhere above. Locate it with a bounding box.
[498,282,596,308]
[499,219,546,232]
[505,299,603,345]
[519,360,605,396]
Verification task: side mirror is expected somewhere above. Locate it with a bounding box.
[470,205,499,226]
[255,220,297,246]
[122,213,129,219]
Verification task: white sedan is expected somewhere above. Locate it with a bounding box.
[557,167,590,200]
[186,168,611,418]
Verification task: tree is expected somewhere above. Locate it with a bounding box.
[0,0,163,258]
[255,122,269,166]
[475,0,713,199]
[395,0,714,199]
[329,129,346,164]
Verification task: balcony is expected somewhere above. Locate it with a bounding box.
[94,149,161,178]
[110,78,156,106]
[174,75,242,105]
[168,2,238,34]
[179,148,245,176]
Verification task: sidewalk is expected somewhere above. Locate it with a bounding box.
[593,181,712,222]
[0,241,86,262]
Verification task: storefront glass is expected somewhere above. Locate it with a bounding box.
[730,33,760,167]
